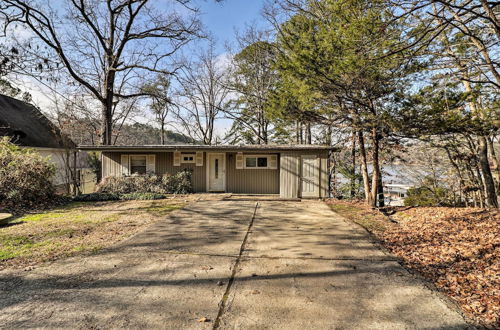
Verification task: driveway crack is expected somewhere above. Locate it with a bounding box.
[212,202,258,329]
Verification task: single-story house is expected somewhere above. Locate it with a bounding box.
[78,145,333,199]
[0,94,86,192]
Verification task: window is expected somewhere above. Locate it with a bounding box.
[245,157,257,168]
[130,155,147,175]
[244,155,270,169]
[257,157,268,167]
[181,153,196,163]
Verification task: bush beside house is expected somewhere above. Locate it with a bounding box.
[73,170,194,201]
[97,170,193,195]
[0,137,56,208]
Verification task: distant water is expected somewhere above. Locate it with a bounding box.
[336,164,426,187]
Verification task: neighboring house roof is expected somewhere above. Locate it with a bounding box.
[78,144,336,152]
[0,94,74,149]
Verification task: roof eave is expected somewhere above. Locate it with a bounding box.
[77,144,338,152]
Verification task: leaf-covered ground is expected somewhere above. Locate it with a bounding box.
[327,200,499,328]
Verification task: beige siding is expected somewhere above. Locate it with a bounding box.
[102,149,329,197]
[102,152,207,192]
[226,152,280,194]
[280,152,300,198]
[320,154,329,198]
[102,152,122,177]
[280,151,330,199]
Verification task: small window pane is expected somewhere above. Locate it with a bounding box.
[181,153,195,163]
[245,157,256,167]
[257,157,268,168]
[215,159,219,178]
[130,156,147,174]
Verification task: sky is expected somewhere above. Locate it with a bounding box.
[21,0,270,140]
[198,0,268,52]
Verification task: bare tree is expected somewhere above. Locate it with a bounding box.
[0,0,203,145]
[175,42,229,145]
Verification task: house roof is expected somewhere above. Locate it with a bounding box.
[0,94,74,149]
[78,144,336,152]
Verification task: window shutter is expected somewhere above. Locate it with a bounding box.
[120,155,129,176]
[236,152,244,169]
[269,154,278,169]
[195,152,203,166]
[146,154,156,174]
[173,151,181,166]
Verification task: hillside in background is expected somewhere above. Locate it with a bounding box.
[115,123,195,146]
[53,116,194,146]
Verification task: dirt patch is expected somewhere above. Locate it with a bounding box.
[326,200,390,233]
[326,200,499,328]
[0,198,186,270]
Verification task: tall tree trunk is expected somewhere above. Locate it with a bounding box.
[299,122,304,144]
[461,78,498,208]
[326,124,332,145]
[478,136,499,207]
[295,121,300,144]
[370,127,381,208]
[474,162,486,208]
[377,173,384,207]
[332,152,337,198]
[445,147,467,206]
[357,130,371,204]
[160,121,165,145]
[100,98,113,145]
[306,122,312,144]
[487,136,500,191]
[350,131,356,198]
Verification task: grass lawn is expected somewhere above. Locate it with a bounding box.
[0,198,186,270]
[326,200,499,328]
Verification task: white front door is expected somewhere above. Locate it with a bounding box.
[301,155,319,197]
[207,153,226,192]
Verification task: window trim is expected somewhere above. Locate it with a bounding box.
[181,153,196,164]
[129,154,148,175]
[243,154,272,169]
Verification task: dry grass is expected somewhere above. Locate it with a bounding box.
[0,198,186,270]
[326,199,390,233]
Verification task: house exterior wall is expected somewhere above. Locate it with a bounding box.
[101,149,329,197]
[280,152,300,198]
[279,150,330,199]
[226,152,280,194]
[102,151,207,192]
[35,148,70,186]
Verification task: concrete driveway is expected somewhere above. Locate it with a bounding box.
[0,199,468,329]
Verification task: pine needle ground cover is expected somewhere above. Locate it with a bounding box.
[327,200,499,328]
[0,199,185,270]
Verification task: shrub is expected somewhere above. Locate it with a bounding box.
[97,169,193,195]
[120,192,165,200]
[73,193,120,202]
[171,170,193,194]
[73,192,165,201]
[404,186,451,206]
[0,137,56,206]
